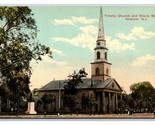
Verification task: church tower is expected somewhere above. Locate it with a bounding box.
[91,7,112,81]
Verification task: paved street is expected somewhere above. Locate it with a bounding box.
[0,113,155,119]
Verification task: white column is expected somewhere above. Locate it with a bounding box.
[97,95,100,113]
[112,94,115,112]
[109,93,111,113]
[115,93,118,113]
[102,92,105,113]
[120,93,122,101]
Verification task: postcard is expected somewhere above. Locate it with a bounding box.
[0,6,155,119]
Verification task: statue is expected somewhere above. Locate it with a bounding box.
[25,92,37,114]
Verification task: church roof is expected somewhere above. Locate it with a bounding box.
[39,80,66,91]
[95,78,122,91]
[38,78,122,92]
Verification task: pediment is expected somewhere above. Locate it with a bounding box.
[105,79,122,91]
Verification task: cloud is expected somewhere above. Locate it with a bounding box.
[52,25,97,51]
[52,18,136,52]
[116,27,155,40]
[51,60,68,66]
[116,33,137,41]
[72,16,98,24]
[52,35,135,52]
[106,36,135,52]
[50,48,64,56]
[132,27,155,39]
[79,25,98,35]
[130,54,155,66]
[54,19,74,25]
[52,33,96,51]
[41,55,68,66]
[53,16,98,25]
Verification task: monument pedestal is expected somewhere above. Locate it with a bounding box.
[25,102,37,114]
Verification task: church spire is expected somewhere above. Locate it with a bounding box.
[91,6,112,81]
[97,7,105,40]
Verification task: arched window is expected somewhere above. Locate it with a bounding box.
[95,67,100,75]
[105,52,107,60]
[81,93,86,109]
[97,51,100,59]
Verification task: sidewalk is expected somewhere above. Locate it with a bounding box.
[0,113,155,119]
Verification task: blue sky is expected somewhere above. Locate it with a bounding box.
[29,6,155,93]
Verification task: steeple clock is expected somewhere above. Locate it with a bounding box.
[91,7,112,81]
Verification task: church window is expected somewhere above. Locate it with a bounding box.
[97,42,100,46]
[96,67,100,75]
[81,93,86,109]
[105,52,107,60]
[97,51,100,59]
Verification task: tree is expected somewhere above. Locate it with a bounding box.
[0,7,52,111]
[63,68,88,113]
[118,100,125,113]
[83,93,96,114]
[130,81,154,112]
[41,94,56,113]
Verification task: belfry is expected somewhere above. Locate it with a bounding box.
[91,7,112,81]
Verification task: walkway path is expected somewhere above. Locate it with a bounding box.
[0,113,155,119]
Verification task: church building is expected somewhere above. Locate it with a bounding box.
[35,7,123,114]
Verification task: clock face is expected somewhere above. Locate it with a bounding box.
[97,42,100,46]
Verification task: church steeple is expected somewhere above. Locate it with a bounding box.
[94,7,108,62]
[91,7,112,81]
[97,6,105,40]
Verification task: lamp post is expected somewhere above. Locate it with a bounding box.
[58,82,61,116]
[149,97,152,113]
[0,96,1,112]
[0,83,1,112]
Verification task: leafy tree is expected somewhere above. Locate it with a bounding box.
[63,68,88,113]
[128,98,137,110]
[41,94,56,104]
[41,94,56,112]
[130,81,154,112]
[118,100,125,113]
[0,7,52,111]
[84,94,96,114]
[63,94,77,112]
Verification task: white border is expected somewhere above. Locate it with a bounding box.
[0,0,155,5]
[0,1,155,125]
[0,120,155,125]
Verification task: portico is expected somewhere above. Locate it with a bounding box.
[96,90,122,114]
